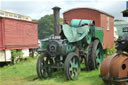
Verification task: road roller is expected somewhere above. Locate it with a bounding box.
[100,33,128,85]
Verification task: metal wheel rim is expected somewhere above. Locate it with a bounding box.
[95,45,103,68]
[68,56,80,80]
[40,56,52,78]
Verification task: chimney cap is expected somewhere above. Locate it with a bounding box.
[52,6,61,10]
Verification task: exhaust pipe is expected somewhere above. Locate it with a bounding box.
[52,6,61,36]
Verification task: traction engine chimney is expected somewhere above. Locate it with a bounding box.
[52,6,61,36]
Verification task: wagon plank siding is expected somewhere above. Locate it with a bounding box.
[0,19,3,51]
[0,17,38,50]
[64,8,101,26]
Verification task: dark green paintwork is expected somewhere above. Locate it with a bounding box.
[96,46,104,67]
[42,41,48,49]
[94,26,104,45]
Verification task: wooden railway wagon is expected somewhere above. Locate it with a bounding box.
[63,8,114,48]
[0,17,38,62]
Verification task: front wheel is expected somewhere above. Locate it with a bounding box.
[36,53,53,79]
[64,52,80,80]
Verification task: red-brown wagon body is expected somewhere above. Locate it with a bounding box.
[0,17,38,62]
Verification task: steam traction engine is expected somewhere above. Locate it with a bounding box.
[37,7,104,80]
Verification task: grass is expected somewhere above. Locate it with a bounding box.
[0,56,105,85]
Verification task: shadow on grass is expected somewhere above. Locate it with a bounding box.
[23,69,104,85]
[23,70,66,82]
[24,75,38,81]
[51,70,67,82]
[79,71,105,85]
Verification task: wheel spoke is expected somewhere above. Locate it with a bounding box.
[74,68,78,78]
[96,49,104,68]
[70,60,73,65]
[96,57,102,68]
[41,62,43,66]
[73,57,76,64]
[71,72,74,79]
[44,57,47,61]
[96,57,101,63]
[42,69,47,77]
[64,53,80,80]
[74,62,79,68]
[96,48,100,56]
[69,62,74,78]
[71,56,79,79]
[69,67,72,72]
[72,57,78,68]
[96,47,104,68]
[37,55,53,79]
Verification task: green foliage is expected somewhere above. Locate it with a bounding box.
[32,19,38,22]
[122,9,128,13]
[104,47,116,58]
[11,50,24,64]
[60,18,63,24]
[11,50,23,57]
[38,14,54,39]
[114,19,125,22]
[38,14,63,39]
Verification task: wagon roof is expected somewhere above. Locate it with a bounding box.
[114,21,128,25]
[63,7,114,18]
[0,17,38,24]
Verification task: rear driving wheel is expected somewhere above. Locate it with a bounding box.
[87,40,104,70]
[64,52,80,80]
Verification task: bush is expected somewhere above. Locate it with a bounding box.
[104,47,116,58]
[11,50,24,64]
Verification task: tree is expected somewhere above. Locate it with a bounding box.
[38,14,54,39]
[114,19,125,22]
[38,14,63,39]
